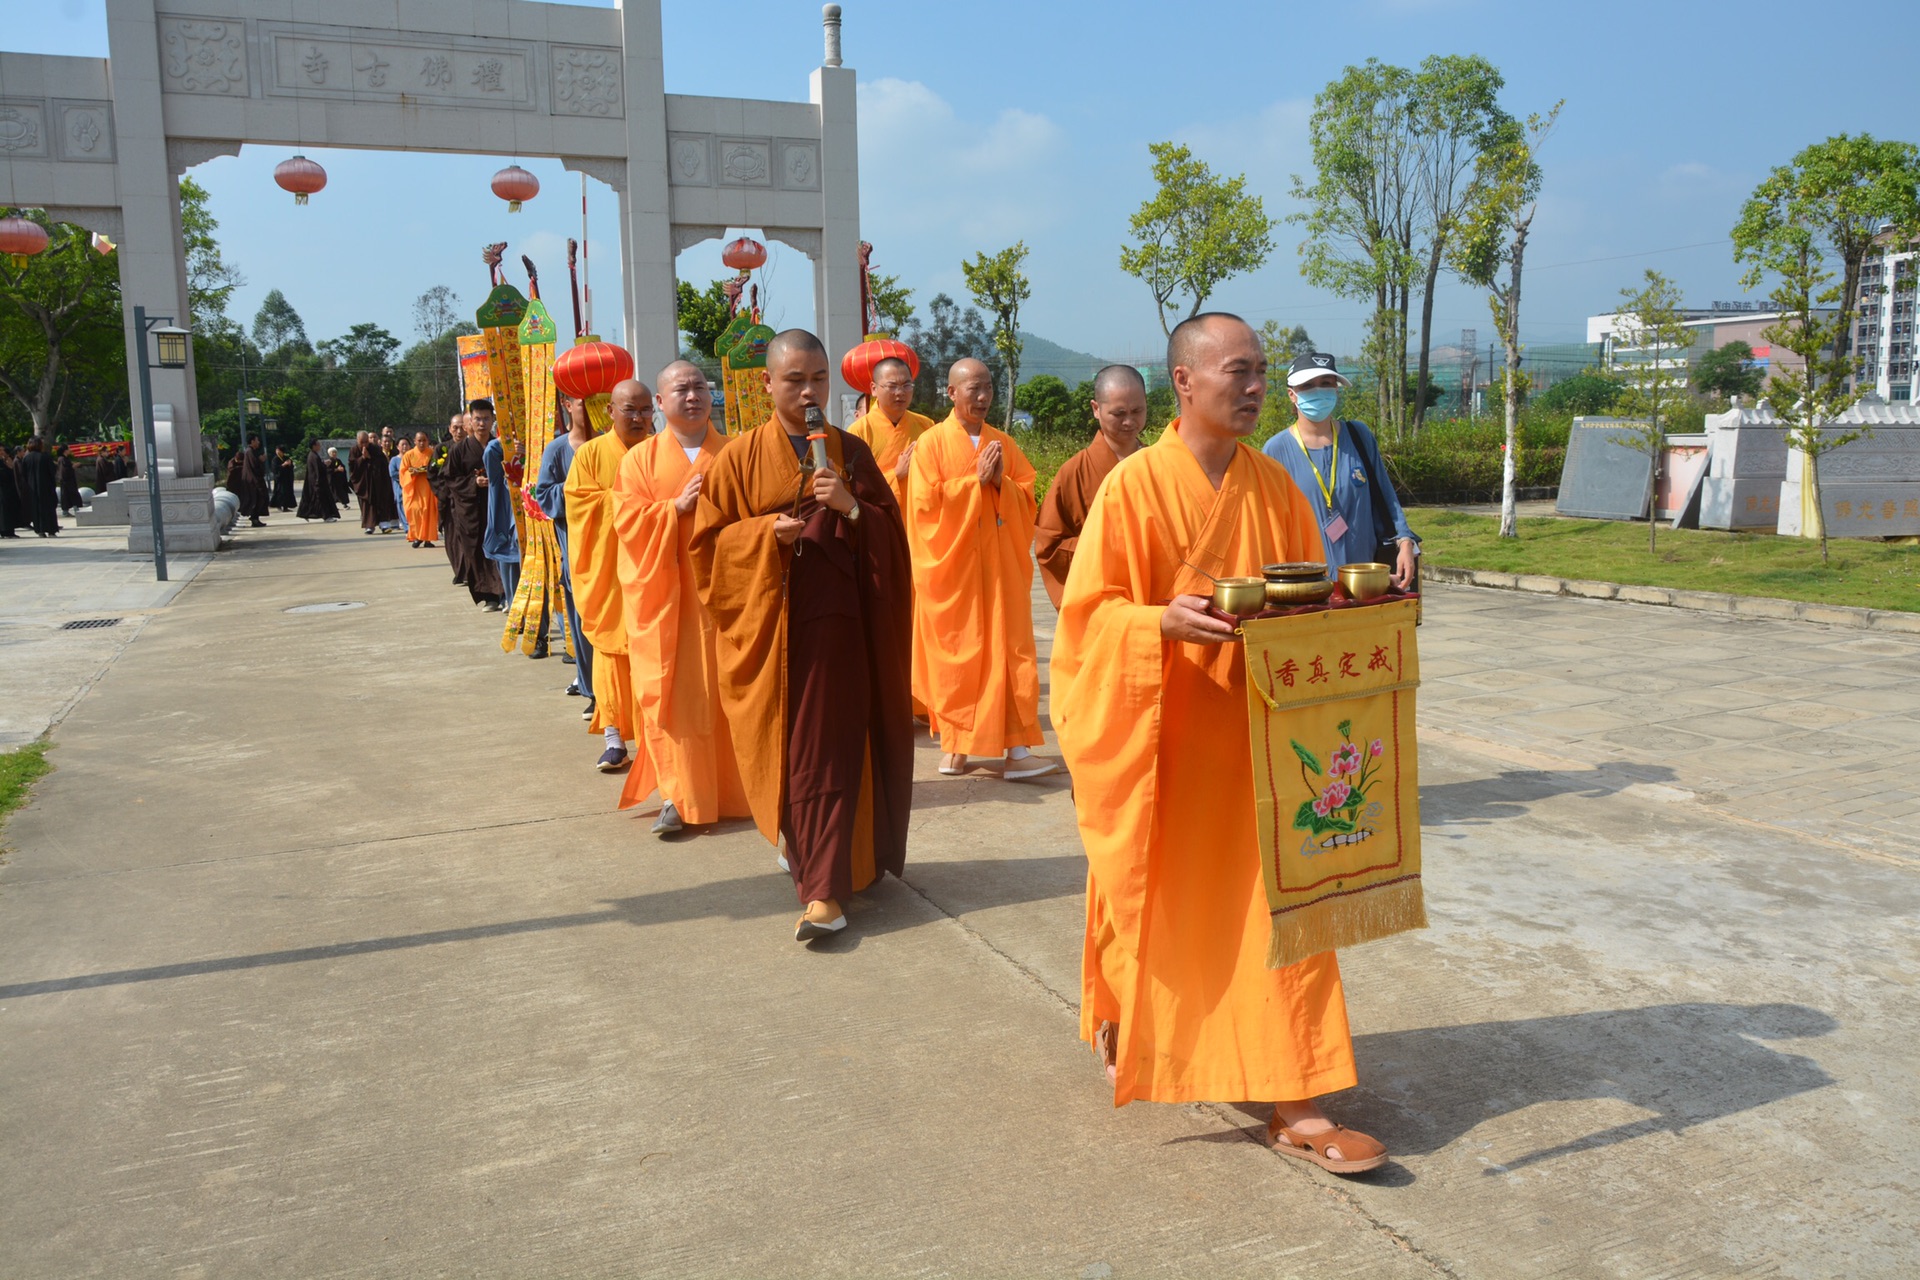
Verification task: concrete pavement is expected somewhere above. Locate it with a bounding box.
[1,518,1917,1278]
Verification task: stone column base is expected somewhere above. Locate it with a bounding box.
[126,475,220,554]
[76,477,134,527]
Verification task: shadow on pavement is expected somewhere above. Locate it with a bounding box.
[1419,764,1681,828]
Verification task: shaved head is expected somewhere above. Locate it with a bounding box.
[947,357,990,384]
[1167,312,1253,386]
[1167,311,1266,439]
[872,356,912,383]
[766,328,828,369]
[1092,364,1146,403]
[657,360,714,442]
[657,358,704,388]
[946,357,995,429]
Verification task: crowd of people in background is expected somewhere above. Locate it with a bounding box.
[0,438,135,539]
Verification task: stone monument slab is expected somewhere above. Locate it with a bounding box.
[1557,417,1653,520]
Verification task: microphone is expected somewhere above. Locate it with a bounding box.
[804,405,829,473]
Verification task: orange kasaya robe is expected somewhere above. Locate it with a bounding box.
[610,425,751,824]
[846,404,936,509]
[688,417,915,906]
[1051,421,1357,1107]
[906,413,1042,758]
[1033,433,1128,610]
[399,445,439,543]
[564,429,637,740]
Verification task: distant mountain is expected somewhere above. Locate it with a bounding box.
[1015,332,1112,387]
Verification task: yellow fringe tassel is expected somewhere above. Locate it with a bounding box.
[1267,878,1428,970]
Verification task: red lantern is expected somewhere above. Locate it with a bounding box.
[0,215,50,268]
[272,155,327,205]
[554,337,635,399]
[840,338,920,395]
[491,164,540,213]
[721,237,767,271]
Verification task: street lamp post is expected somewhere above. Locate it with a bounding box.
[237,387,262,523]
[133,306,190,582]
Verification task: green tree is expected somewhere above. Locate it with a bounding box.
[1732,134,1920,561]
[869,270,916,335]
[179,176,242,325]
[1120,141,1274,336]
[1255,320,1320,439]
[307,323,413,436]
[411,285,467,423]
[1532,370,1620,415]
[252,288,309,355]
[902,293,999,415]
[1453,104,1562,538]
[675,279,734,358]
[962,242,1032,427]
[1608,270,1695,552]
[1690,341,1764,401]
[0,211,124,442]
[1013,374,1080,433]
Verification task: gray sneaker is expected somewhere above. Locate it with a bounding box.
[652,801,684,836]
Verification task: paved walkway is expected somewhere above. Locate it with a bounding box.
[2,519,1917,1277]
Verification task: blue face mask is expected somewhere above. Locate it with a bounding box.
[1293,388,1340,423]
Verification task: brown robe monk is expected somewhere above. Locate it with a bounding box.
[445,432,503,602]
[353,439,400,530]
[689,415,915,911]
[1034,434,1122,609]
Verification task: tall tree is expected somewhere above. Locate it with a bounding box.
[1690,341,1765,401]
[309,323,413,436]
[179,176,243,326]
[1407,54,1511,432]
[1120,141,1274,336]
[1453,105,1562,538]
[674,278,734,358]
[1292,61,1421,438]
[903,293,999,416]
[412,284,464,423]
[0,212,124,442]
[1732,134,1920,561]
[252,288,309,355]
[869,270,916,336]
[962,242,1032,427]
[1256,320,1320,439]
[1608,270,1695,552]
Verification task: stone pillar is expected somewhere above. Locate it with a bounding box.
[616,0,681,372]
[811,49,861,413]
[105,0,204,481]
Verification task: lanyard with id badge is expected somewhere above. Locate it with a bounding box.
[1290,424,1348,544]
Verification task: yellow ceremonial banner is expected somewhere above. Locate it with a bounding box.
[457,334,492,404]
[1242,598,1425,969]
[480,326,525,455]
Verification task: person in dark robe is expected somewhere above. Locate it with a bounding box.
[14,437,60,537]
[351,434,402,534]
[271,447,296,509]
[246,440,272,521]
[326,448,351,507]
[224,438,269,527]
[55,446,82,515]
[93,449,119,494]
[446,399,504,607]
[296,441,339,521]
[432,415,462,574]
[0,445,22,537]
[689,329,914,943]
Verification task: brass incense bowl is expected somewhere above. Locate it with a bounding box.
[1211,577,1268,617]
[1266,577,1337,607]
[1339,562,1393,601]
[1262,561,1329,582]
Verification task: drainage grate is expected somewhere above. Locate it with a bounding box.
[60,618,121,631]
[284,601,367,614]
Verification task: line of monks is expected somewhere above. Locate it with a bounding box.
[418,313,1391,1175]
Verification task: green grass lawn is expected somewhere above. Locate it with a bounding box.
[1415,509,1920,613]
[0,741,51,834]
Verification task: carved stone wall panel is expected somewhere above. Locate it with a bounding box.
[159,17,248,96]
[0,100,50,158]
[258,23,537,110]
[667,133,711,186]
[776,139,819,191]
[166,137,242,176]
[54,101,115,163]
[716,138,771,187]
[42,205,125,240]
[562,156,628,195]
[671,224,726,255]
[550,46,623,118]
[765,227,822,259]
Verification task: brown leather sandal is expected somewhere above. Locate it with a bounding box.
[1268,1117,1388,1174]
[1093,1021,1118,1083]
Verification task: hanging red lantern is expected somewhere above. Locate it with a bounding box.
[0,214,50,268]
[553,337,635,400]
[491,164,540,213]
[840,338,919,395]
[273,155,327,205]
[721,236,767,271]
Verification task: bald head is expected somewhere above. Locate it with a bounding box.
[1167,311,1266,438]
[608,378,655,448]
[763,329,830,431]
[870,355,915,422]
[766,328,827,370]
[656,360,713,442]
[946,358,995,430]
[872,356,912,383]
[1167,312,1256,385]
[1090,363,1149,458]
[1092,364,1146,403]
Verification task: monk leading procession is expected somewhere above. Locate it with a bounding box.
[362,208,1429,1181]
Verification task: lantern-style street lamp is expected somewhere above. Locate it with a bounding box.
[134,310,190,581]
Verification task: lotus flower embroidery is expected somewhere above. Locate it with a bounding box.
[1290,719,1384,849]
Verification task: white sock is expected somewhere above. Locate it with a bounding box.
[1008,746,1032,761]
[604,726,623,748]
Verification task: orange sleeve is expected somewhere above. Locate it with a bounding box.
[564,434,627,652]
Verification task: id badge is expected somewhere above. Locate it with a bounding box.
[1322,512,1349,542]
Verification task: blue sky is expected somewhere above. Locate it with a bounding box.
[10,0,1919,373]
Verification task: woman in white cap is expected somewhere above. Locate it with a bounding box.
[1261,352,1419,589]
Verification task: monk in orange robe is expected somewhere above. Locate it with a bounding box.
[566,378,653,774]
[1051,312,1388,1175]
[908,358,1051,780]
[400,430,439,548]
[612,360,750,835]
[689,330,914,942]
[1033,365,1146,609]
[846,355,934,508]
